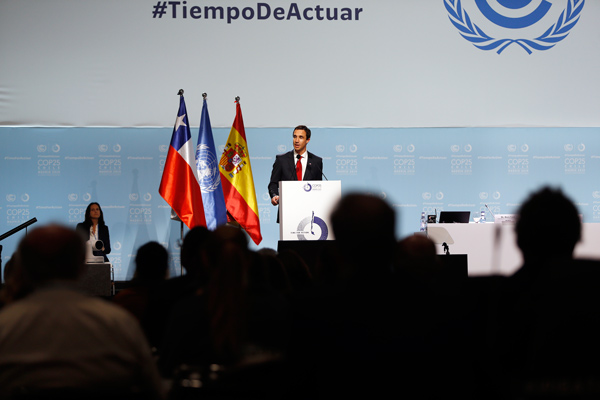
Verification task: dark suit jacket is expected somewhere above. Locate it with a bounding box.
[268,151,323,199]
[76,223,111,262]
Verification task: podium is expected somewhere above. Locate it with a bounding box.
[279,180,341,241]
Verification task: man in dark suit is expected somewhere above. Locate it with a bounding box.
[268,125,323,213]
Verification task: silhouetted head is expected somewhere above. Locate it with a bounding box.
[134,241,169,282]
[516,187,581,263]
[18,224,86,285]
[396,235,442,283]
[331,193,396,268]
[181,226,211,277]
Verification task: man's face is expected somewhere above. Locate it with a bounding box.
[293,129,310,155]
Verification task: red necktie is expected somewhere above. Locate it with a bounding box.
[296,155,302,181]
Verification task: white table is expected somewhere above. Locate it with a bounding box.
[426,223,600,276]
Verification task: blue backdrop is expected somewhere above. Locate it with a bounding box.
[2,126,599,280]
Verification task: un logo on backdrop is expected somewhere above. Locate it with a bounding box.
[444,0,584,54]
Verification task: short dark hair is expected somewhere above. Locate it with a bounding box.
[134,241,169,281]
[19,224,86,284]
[293,125,311,140]
[331,193,396,266]
[516,187,581,260]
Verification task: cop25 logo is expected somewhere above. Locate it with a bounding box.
[444,0,584,54]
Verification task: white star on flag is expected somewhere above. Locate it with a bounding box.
[175,114,187,132]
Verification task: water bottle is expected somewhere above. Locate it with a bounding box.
[420,211,427,232]
[480,210,486,223]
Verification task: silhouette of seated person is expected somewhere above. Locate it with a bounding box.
[0,253,32,310]
[142,227,213,353]
[395,235,443,288]
[288,193,415,397]
[0,224,162,400]
[489,187,600,397]
[113,241,169,335]
[159,225,290,379]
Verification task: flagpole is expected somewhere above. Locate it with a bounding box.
[177,88,184,275]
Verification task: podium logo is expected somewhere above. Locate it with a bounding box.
[445,0,585,54]
[296,214,329,241]
[303,183,312,192]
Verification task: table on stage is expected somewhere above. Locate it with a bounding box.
[427,223,600,276]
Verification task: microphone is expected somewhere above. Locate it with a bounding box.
[310,161,328,181]
[485,204,496,220]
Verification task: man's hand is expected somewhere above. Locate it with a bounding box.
[271,195,279,206]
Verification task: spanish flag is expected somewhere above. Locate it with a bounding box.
[219,98,262,245]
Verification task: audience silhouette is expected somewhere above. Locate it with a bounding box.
[487,187,600,398]
[0,225,163,400]
[1,187,599,399]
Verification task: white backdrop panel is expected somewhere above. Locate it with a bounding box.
[1,0,599,127]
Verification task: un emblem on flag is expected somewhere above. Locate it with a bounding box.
[444,0,584,54]
[196,144,222,193]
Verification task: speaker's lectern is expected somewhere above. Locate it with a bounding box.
[279,180,341,241]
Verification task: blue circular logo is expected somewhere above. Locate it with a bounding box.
[445,0,585,54]
[296,215,329,241]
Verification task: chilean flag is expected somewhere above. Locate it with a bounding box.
[159,95,206,229]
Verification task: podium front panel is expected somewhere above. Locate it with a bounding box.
[279,180,341,241]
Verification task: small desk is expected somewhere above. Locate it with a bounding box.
[77,262,113,296]
[427,223,600,276]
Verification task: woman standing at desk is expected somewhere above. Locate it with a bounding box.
[76,202,111,262]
